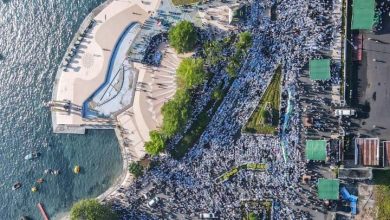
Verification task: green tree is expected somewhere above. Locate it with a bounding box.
[212,87,224,101]
[248,212,258,220]
[204,41,223,65]
[70,199,117,220]
[168,21,197,53]
[161,89,191,136]
[144,131,166,156]
[177,58,206,89]
[260,108,271,124]
[236,31,252,51]
[128,161,143,178]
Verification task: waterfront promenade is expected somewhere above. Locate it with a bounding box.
[52,0,156,133]
[50,0,190,217]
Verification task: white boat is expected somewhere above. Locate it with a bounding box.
[24,152,40,160]
[51,169,60,175]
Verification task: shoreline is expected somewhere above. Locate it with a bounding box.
[51,0,162,219]
[51,0,115,134]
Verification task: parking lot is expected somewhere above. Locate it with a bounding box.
[353,9,390,139]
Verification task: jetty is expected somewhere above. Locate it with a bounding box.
[37,203,49,220]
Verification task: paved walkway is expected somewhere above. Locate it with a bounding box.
[52,0,152,131]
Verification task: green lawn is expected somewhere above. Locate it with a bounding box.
[172,0,199,6]
[244,66,282,134]
[373,169,390,220]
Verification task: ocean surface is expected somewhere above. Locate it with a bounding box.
[0,0,123,219]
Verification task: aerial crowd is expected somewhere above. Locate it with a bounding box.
[105,0,343,219]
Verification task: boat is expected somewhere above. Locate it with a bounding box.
[51,169,60,175]
[31,186,38,192]
[12,182,22,190]
[73,165,80,174]
[24,152,40,160]
[36,178,44,183]
[44,169,51,175]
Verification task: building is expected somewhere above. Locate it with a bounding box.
[334,109,356,117]
[317,178,340,200]
[383,141,390,167]
[228,3,249,24]
[309,59,331,81]
[338,168,372,180]
[305,140,327,161]
[351,0,376,30]
[354,138,380,166]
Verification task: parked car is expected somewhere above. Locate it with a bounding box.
[147,197,160,208]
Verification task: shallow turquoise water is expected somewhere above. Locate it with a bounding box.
[0,0,123,219]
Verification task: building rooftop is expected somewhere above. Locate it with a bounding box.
[354,138,379,166]
[317,178,340,200]
[305,140,327,161]
[309,59,331,81]
[351,0,376,30]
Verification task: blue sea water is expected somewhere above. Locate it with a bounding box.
[0,0,123,219]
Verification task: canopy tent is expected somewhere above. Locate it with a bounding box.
[351,0,376,30]
[309,59,331,81]
[305,140,327,161]
[318,178,340,200]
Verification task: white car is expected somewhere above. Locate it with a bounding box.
[147,197,160,208]
[199,213,216,219]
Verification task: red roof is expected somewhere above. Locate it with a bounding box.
[355,138,379,166]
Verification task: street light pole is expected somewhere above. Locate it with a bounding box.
[346,38,357,50]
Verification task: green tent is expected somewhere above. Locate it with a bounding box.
[317,178,340,200]
[351,0,375,30]
[305,140,327,161]
[309,59,331,81]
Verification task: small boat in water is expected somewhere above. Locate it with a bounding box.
[51,169,60,175]
[31,186,38,192]
[36,178,44,184]
[12,182,22,190]
[73,165,80,174]
[24,152,40,160]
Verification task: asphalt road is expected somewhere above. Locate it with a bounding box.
[355,12,390,138]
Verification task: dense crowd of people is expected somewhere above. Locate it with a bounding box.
[105,0,344,219]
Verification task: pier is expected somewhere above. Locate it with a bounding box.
[37,203,49,220]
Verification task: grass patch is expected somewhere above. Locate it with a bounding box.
[171,83,229,159]
[244,66,282,134]
[241,200,273,220]
[216,163,267,183]
[172,0,199,6]
[373,169,390,219]
[172,111,210,158]
[171,33,251,159]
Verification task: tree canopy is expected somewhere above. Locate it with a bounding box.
[212,86,224,101]
[128,161,143,178]
[70,199,117,220]
[168,21,197,53]
[248,212,259,220]
[236,31,252,51]
[144,131,167,156]
[161,89,191,137]
[177,58,206,89]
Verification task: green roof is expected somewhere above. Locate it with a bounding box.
[305,140,327,161]
[317,178,340,200]
[309,59,331,81]
[351,0,376,30]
